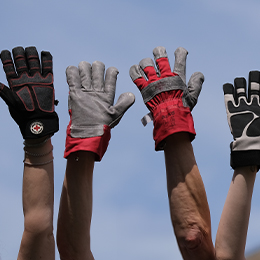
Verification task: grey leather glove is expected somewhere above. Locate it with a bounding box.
[66,60,135,138]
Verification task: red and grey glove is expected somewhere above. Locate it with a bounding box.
[129,46,204,150]
[0,46,59,139]
[64,61,135,161]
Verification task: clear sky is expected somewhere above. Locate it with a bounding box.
[0,0,259,259]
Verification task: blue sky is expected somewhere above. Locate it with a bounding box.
[0,0,259,259]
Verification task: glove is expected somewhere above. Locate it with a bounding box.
[0,46,59,139]
[223,71,260,169]
[64,61,135,161]
[129,46,204,150]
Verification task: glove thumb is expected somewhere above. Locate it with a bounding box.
[109,92,135,128]
[0,83,16,107]
[186,72,204,110]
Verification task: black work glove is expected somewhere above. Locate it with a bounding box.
[223,70,260,169]
[0,46,59,139]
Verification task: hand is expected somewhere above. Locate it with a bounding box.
[64,61,135,161]
[0,46,59,139]
[223,71,260,169]
[129,46,204,150]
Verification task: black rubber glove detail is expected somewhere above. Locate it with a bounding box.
[0,46,59,139]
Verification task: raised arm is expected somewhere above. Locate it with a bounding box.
[56,61,135,260]
[215,71,259,260]
[164,133,215,259]
[0,46,59,260]
[130,46,215,260]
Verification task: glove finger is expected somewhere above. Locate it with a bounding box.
[41,51,53,77]
[223,83,236,107]
[187,72,204,109]
[248,71,260,102]
[12,47,28,75]
[223,83,234,95]
[153,46,173,78]
[173,47,188,84]
[139,58,158,82]
[129,65,147,90]
[0,83,15,107]
[234,77,247,102]
[104,66,119,103]
[25,46,41,75]
[78,61,92,91]
[1,50,17,79]
[92,61,105,92]
[109,92,135,128]
[66,65,81,92]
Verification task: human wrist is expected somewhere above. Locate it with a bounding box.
[67,150,95,163]
[23,137,53,166]
[234,165,258,175]
[164,132,196,174]
[165,132,191,148]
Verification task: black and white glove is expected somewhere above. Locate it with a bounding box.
[223,70,260,169]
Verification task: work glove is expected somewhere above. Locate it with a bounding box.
[64,61,135,161]
[129,46,204,150]
[0,46,59,139]
[223,71,260,169]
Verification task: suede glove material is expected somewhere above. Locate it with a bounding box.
[130,46,204,150]
[64,61,135,161]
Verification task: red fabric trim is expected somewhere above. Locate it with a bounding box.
[132,57,195,151]
[64,122,111,161]
[147,90,196,150]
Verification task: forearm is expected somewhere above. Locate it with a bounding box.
[18,137,55,260]
[215,166,257,260]
[0,46,58,260]
[218,70,260,260]
[57,151,95,260]
[57,59,133,260]
[164,133,215,259]
[164,133,211,227]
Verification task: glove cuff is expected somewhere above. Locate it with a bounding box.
[21,113,59,139]
[152,100,196,150]
[64,124,111,161]
[230,148,260,169]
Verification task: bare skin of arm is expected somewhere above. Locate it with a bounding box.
[17,137,55,260]
[56,151,95,260]
[164,132,216,260]
[164,132,257,260]
[215,166,257,260]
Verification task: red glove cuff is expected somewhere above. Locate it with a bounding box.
[151,98,196,151]
[64,123,111,161]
